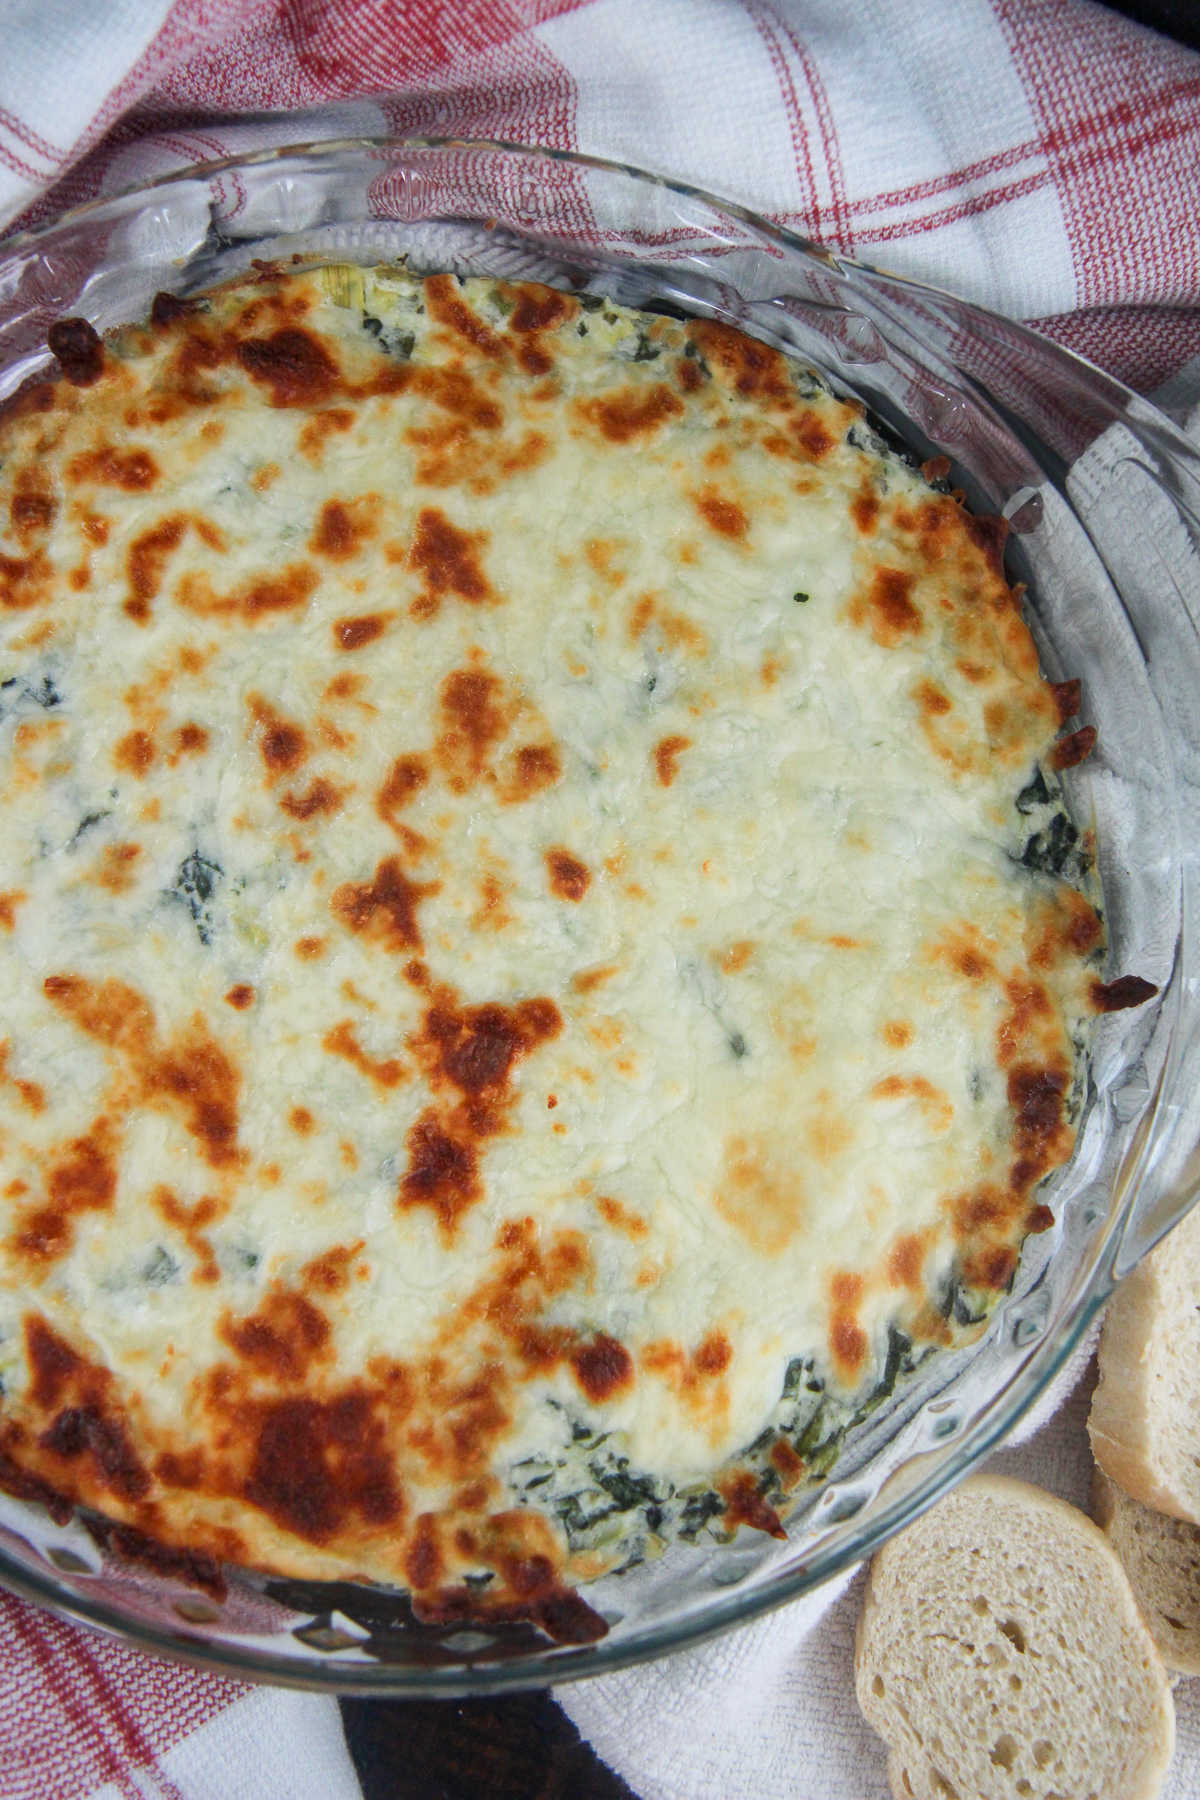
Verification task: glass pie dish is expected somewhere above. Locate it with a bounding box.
[0,136,1198,1695]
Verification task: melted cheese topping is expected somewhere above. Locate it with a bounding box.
[0,267,1109,1627]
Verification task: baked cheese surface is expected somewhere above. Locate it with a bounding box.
[0,267,1104,1622]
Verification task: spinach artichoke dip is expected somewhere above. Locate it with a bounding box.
[0,263,1150,1639]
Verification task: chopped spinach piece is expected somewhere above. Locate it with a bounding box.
[141,1245,181,1286]
[727,1031,748,1059]
[936,1264,989,1327]
[793,590,810,605]
[631,329,660,362]
[1016,765,1052,813]
[68,810,108,849]
[1020,811,1079,878]
[577,293,605,312]
[168,850,224,946]
[361,313,384,338]
[781,1356,815,1400]
[874,1324,911,1404]
[678,1490,724,1538]
[1,672,62,713]
[592,1463,659,1512]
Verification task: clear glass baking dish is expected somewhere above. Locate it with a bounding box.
[0,136,1198,1695]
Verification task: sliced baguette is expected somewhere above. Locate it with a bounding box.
[1093,1465,1200,1676]
[855,1474,1174,1800]
[1089,1201,1200,1524]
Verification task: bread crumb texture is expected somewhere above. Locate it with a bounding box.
[1089,1202,1200,1526]
[1093,1465,1200,1677]
[855,1474,1174,1800]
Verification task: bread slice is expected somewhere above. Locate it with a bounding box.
[1089,1200,1200,1524]
[855,1474,1174,1800]
[1093,1465,1200,1676]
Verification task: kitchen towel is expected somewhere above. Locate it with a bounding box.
[0,2,1199,1795]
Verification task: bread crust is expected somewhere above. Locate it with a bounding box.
[855,1473,1174,1800]
[1089,1202,1200,1525]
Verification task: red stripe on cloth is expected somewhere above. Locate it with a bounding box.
[74,1632,189,1800]
[0,134,49,189]
[0,105,66,166]
[997,0,1200,309]
[5,1602,140,1800]
[853,166,1055,246]
[1034,303,1200,395]
[841,136,1044,220]
[744,0,824,239]
[772,5,853,252]
[0,1589,244,1800]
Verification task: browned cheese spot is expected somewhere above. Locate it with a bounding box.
[569,1335,634,1404]
[176,560,319,624]
[221,1288,332,1383]
[377,754,429,831]
[309,496,378,562]
[851,567,922,648]
[574,383,683,445]
[93,843,141,893]
[0,891,26,930]
[11,1118,119,1264]
[546,848,591,902]
[436,666,508,792]
[397,992,562,1238]
[852,483,880,534]
[654,734,691,787]
[424,273,507,359]
[719,1470,786,1541]
[22,1316,150,1501]
[113,729,156,777]
[225,985,254,1010]
[44,975,241,1170]
[888,1233,927,1288]
[689,321,793,405]
[9,473,57,543]
[301,1242,365,1294]
[248,697,307,780]
[0,547,52,612]
[334,613,389,651]
[298,407,355,461]
[1090,974,1158,1013]
[500,742,561,805]
[694,488,748,539]
[962,509,1010,579]
[409,508,492,618]
[1050,725,1097,771]
[330,857,439,954]
[235,327,340,407]
[323,1020,405,1090]
[716,1132,807,1256]
[242,1391,401,1543]
[68,445,158,491]
[150,291,201,329]
[168,722,209,764]
[124,515,188,622]
[47,318,106,387]
[1051,678,1082,722]
[280,778,342,821]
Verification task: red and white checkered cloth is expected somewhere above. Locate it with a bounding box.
[1,3,1199,1796]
